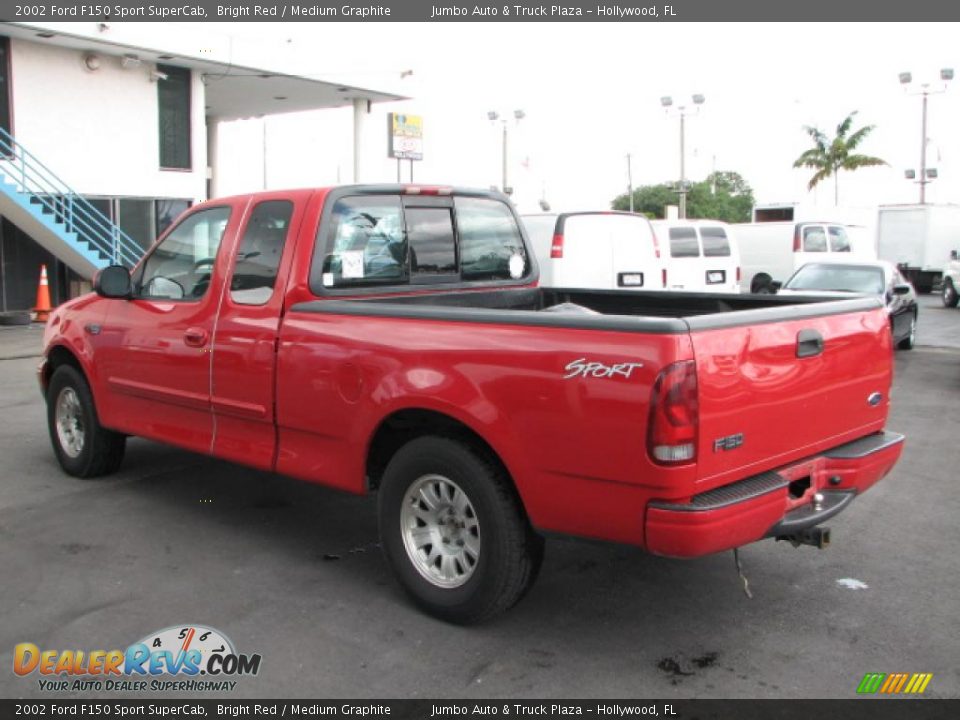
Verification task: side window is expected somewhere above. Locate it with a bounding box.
[230,200,294,305]
[701,227,731,257]
[322,195,406,287]
[456,197,528,281]
[803,225,828,252]
[406,207,457,279]
[828,226,851,252]
[137,206,230,300]
[669,227,700,258]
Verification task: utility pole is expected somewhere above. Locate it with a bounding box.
[626,154,634,212]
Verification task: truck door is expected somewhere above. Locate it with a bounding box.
[211,195,306,470]
[97,205,236,454]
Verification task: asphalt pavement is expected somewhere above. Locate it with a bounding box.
[0,301,958,700]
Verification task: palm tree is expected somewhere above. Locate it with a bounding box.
[793,112,887,205]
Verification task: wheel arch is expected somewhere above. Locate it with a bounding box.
[365,408,526,509]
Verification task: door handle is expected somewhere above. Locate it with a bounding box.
[796,329,824,358]
[183,327,209,348]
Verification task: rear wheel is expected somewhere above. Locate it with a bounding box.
[378,436,543,624]
[46,365,125,478]
[943,279,959,308]
[897,313,917,351]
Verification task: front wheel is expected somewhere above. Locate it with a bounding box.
[943,279,959,308]
[378,436,544,624]
[897,313,917,351]
[46,365,126,478]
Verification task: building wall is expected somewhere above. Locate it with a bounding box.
[8,37,206,203]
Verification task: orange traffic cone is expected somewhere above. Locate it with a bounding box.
[33,264,53,323]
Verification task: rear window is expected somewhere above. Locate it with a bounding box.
[700,227,731,257]
[318,193,528,289]
[828,226,851,252]
[802,225,828,252]
[669,227,700,258]
[457,197,529,281]
[785,264,884,294]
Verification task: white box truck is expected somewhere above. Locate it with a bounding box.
[877,204,960,293]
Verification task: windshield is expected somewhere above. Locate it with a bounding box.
[784,264,885,294]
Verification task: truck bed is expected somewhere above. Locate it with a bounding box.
[292,287,882,333]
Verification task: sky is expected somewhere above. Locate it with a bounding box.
[210,22,960,215]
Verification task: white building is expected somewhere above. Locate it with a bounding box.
[0,21,403,314]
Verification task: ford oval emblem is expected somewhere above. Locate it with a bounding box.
[867,392,883,407]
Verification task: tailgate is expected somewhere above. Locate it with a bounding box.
[688,303,892,489]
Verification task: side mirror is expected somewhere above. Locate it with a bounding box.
[893,284,912,296]
[951,250,958,261]
[94,265,132,299]
[769,280,783,293]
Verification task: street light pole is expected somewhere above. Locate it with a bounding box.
[488,109,525,196]
[679,112,687,219]
[900,68,952,204]
[661,94,704,219]
[920,91,928,204]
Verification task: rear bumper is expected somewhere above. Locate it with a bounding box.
[644,431,904,558]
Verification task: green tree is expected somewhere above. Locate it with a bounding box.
[793,111,887,205]
[611,171,754,223]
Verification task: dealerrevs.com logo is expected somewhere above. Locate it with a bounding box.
[14,625,261,692]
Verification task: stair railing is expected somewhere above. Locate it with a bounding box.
[0,127,143,268]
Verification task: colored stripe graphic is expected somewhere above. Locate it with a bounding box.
[857,672,932,694]
[857,673,886,694]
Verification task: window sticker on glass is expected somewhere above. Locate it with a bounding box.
[509,254,525,279]
[341,250,365,279]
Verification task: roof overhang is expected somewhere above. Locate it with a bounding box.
[2,22,408,121]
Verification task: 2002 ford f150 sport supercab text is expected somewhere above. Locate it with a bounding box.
[39,185,904,623]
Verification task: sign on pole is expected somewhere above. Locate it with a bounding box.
[387,113,424,161]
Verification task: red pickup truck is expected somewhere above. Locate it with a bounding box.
[40,185,904,623]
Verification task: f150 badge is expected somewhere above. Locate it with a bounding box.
[564,358,644,380]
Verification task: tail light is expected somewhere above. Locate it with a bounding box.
[652,230,661,259]
[648,360,698,464]
[550,233,564,259]
[403,186,453,196]
[662,268,668,288]
[792,225,802,251]
[736,266,741,283]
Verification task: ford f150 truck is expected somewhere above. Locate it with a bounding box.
[39,185,904,623]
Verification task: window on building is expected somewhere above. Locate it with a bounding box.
[117,198,156,253]
[0,36,11,137]
[157,65,191,170]
[230,200,293,305]
[156,199,192,237]
[137,206,230,300]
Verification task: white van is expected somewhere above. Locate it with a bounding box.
[521,212,665,291]
[735,221,864,293]
[650,220,741,294]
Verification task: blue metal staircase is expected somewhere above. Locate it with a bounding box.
[0,127,142,278]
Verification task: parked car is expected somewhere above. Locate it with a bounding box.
[650,220,741,294]
[776,261,918,350]
[522,211,665,291]
[942,250,960,308]
[735,221,870,293]
[40,185,903,624]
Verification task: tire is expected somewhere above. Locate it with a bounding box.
[897,313,917,351]
[46,365,126,478]
[751,274,773,294]
[943,279,959,308]
[378,436,544,624]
